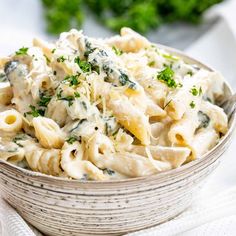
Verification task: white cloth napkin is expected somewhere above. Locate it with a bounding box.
[1,1,236,235]
[0,197,42,236]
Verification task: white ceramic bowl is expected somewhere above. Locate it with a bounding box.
[0,45,235,236]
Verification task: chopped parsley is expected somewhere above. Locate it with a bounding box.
[190,86,198,96]
[157,66,177,88]
[187,71,193,76]
[74,92,80,98]
[57,56,66,62]
[148,61,155,67]
[189,101,195,109]
[199,87,203,95]
[66,136,77,144]
[74,56,91,73]
[57,89,74,106]
[62,75,80,86]
[51,48,56,53]
[56,89,63,99]
[112,46,123,56]
[25,105,45,117]
[190,86,202,96]
[203,96,212,103]
[60,96,74,106]
[38,93,52,107]
[15,47,28,56]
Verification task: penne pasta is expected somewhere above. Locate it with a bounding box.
[0,28,228,180]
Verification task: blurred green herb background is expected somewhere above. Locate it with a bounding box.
[41,0,223,35]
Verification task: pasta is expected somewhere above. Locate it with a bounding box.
[32,117,65,149]
[61,141,107,180]
[25,143,62,176]
[0,109,23,132]
[0,28,228,180]
[0,81,13,106]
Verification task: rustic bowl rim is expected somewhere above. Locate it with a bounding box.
[0,43,235,185]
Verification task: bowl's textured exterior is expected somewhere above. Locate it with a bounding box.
[0,45,235,236]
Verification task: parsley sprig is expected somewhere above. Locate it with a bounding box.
[190,86,202,96]
[66,136,77,144]
[57,89,80,106]
[57,56,66,62]
[25,105,45,117]
[38,92,52,107]
[41,0,221,36]
[189,101,195,109]
[62,75,80,86]
[74,56,91,73]
[157,67,177,88]
[112,46,123,56]
[15,47,28,56]
[74,92,80,98]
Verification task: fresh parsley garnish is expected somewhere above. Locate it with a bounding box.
[57,56,66,62]
[41,1,221,36]
[190,86,198,96]
[74,92,80,98]
[25,105,45,117]
[66,136,77,144]
[187,71,193,76]
[51,48,56,53]
[61,96,74,106]
[62,75,79,86]
[74,56,91,73]
[15,47,28,56]
[190,86,202,96]
[199,87,203,95]
[56,89,63,99]
[148,61,155,67]
[189,101,195,109]
[38,93,52,107]
[57,89,74,106]
[157,67,177,88]
[112,46,123,56]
